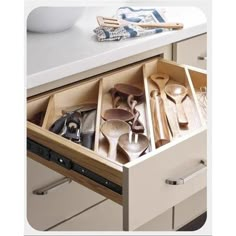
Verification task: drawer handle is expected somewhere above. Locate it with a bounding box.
[165,160,207,185]
[197,56,207,61]
[33,177,72,195]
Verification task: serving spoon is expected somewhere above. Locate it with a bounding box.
[118,133,149,161]
[165,84,188,126]
[100,120,130,160]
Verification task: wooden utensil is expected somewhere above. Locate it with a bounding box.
[97,16,184,30]
[102,108,134,122]
[150,73,170,99]
[165,84,188,126]
[118,133,149,161]
[150,73,181,138]
[114,83,144,132]
[100,120,130,160]
[150,90,171,147]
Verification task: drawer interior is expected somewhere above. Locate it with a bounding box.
[27,58,207,204]
[27,58,207,168]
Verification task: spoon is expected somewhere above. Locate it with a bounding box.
[150,73,170,99]
[114,83,144,101]
[100,120,130,160]
[165,84,188,126]
[118,133,149,161]
[102,108,134,122]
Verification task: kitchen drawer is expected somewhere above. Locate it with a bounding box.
[173,34,207,69]
[174,188,207,230]
[27,158,105,230]
[50,200,172,231]
[27,58,207,230]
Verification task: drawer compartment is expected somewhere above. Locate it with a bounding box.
[27,58,207,230]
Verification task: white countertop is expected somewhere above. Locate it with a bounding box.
[27,6,206,90]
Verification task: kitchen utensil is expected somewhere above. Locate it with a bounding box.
[150,90,170,147]
[150,73,180,138]
[109,88,121,108]
[49,113,70,134]
[114,83,144,131]
[97,16,184,29]
[102,108,134,122]
[100,120,130,160]
[80,110,97,150]
[150,73,170,98]
[50,103,97,134]
[114,83,144,101]
[61,112,81,143]
[165,84,188,126]
[118,133,149,161]
[127,95,145,134]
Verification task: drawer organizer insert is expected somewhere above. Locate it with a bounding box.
[27,59,207,204]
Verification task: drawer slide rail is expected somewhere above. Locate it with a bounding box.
[27,138,122,195]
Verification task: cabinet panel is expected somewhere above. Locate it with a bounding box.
[50,200,123,231]
[27,158,105,230]
[50,200,173,231]
[173,34,207,69]
[174,188,207,230]
[136,208,173,231]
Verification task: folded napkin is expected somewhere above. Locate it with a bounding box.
[94,6,167,41]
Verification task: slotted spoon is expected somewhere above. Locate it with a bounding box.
[97,16,184,29]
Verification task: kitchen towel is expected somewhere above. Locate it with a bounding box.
[94,6,167,41]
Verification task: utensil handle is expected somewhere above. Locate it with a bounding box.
[108,140,117,160]
[137,22,184,29]
[150,91,171,147]
[176,102,188,126]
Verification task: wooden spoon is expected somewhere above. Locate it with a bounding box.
[114,83,144,101]
[150,73,170,99]
[118,133,149,161]
[100,120,130,160]
[165,84,188,126]
[102,108,134,122]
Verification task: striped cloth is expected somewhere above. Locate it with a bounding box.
[94,7,167,41]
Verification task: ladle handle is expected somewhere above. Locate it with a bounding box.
[176,102,188,126]
[150,91,171,147]
[108,139,118,160]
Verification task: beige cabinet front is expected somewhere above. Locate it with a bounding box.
[173,34,207,69]
[27,158,105,230]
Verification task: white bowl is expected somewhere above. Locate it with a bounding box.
[27,7,84,33]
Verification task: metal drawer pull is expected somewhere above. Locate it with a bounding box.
[197,56,207,61]
[33,177,72,195]
[165,160,207,185]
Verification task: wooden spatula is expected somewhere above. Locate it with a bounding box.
[97,16,184,29]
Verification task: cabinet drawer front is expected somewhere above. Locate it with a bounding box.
[173,34,207,69]
[27,158,105,230]
[174,188,207,230]
[123,128,207,230]
[49,200,123,231]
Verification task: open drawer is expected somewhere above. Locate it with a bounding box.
[27,58,207,231]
